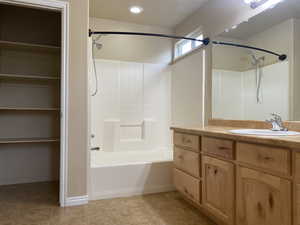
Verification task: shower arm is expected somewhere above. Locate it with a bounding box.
[88,30,287,61]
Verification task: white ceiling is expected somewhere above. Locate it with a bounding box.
[221,0,300,40]
[89,0,208,28]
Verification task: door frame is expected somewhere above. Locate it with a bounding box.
[0,0,69,207]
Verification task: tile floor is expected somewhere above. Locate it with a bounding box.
[0,182,215,225]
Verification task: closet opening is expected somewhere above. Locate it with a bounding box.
[0,2,64,207]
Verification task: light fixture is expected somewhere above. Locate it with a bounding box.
[244,0,283,9]
[129,6,143,14]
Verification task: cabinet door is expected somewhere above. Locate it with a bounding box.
[202,156,235,224]
[237,167,291,225]
[173,168,200,204]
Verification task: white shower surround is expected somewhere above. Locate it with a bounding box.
[213,61,289,120]
[91,59,172,153]
[90,59,173,200]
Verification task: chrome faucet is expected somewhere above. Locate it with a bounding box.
[266,113,287,131]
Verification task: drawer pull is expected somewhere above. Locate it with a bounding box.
[263,156,272,161]
[178,155,184,160]
[258,154,273,161]
[182,136,192,144]
[269,193,274,209]
[218,146,230,151]
[183,187,194,199]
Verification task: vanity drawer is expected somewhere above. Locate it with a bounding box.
[173,168,200,203]
[236,142,291,175]
[174,132,200,152]
[174,147,200,178]
[202,136,234,160]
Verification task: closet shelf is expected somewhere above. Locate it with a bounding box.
[0,40,60,53]
[0,138,60,144]
[0,107,60,111]
[0,73,60,81]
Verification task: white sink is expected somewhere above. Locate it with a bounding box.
[229,129,300,136]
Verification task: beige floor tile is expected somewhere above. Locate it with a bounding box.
[0,182,215,225]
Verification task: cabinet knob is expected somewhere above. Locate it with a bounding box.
[214,169,218,175]
[269,193,274,209]
[218,146,229,151]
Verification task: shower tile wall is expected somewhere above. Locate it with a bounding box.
[91,59,171,152]
[213,61,289,120]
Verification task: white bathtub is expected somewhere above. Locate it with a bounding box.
[90,150,174,200]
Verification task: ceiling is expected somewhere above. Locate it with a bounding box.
[89,0,208,28]
[221,0,300,40]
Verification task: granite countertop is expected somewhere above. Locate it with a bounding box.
[171,125,300,150]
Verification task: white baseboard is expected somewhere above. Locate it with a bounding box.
[65,195,89,207]
[90,185,175,200]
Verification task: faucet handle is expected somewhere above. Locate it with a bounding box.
[266,113,287,131]
[270,113,282,122]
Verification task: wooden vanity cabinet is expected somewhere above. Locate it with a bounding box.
[173,130,297,225]
[173,168,200,203]
[202,156,235,225]
[295,153,300,225]
[237,167,291,225]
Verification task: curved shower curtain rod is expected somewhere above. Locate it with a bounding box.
[89,30,287,61]
[89,30,211,45]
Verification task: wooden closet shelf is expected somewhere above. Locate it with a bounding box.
[0,73,60,81]
[0,138,60,144]
[0,107,60,111]
[0,40,60,52]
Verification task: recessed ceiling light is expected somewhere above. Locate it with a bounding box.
[130,6,143,14]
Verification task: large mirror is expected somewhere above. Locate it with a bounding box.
[212,0,300,121]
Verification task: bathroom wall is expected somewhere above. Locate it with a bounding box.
[64,0,89,198]
[294,19,300,120]
[212,70,244,120]
[90,17,173,64]
[212,37,249,72]
[171,50,205,127]
[90,59,171,152]
[213,61,289,120]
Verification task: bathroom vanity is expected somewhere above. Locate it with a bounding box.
[171,121,300,225]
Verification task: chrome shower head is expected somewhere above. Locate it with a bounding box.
[250,53,265,66]
[93,41,102,50]
[92,35,103,50]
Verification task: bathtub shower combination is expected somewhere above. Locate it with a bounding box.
[90,59,174,200]
[88,30,289,200]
